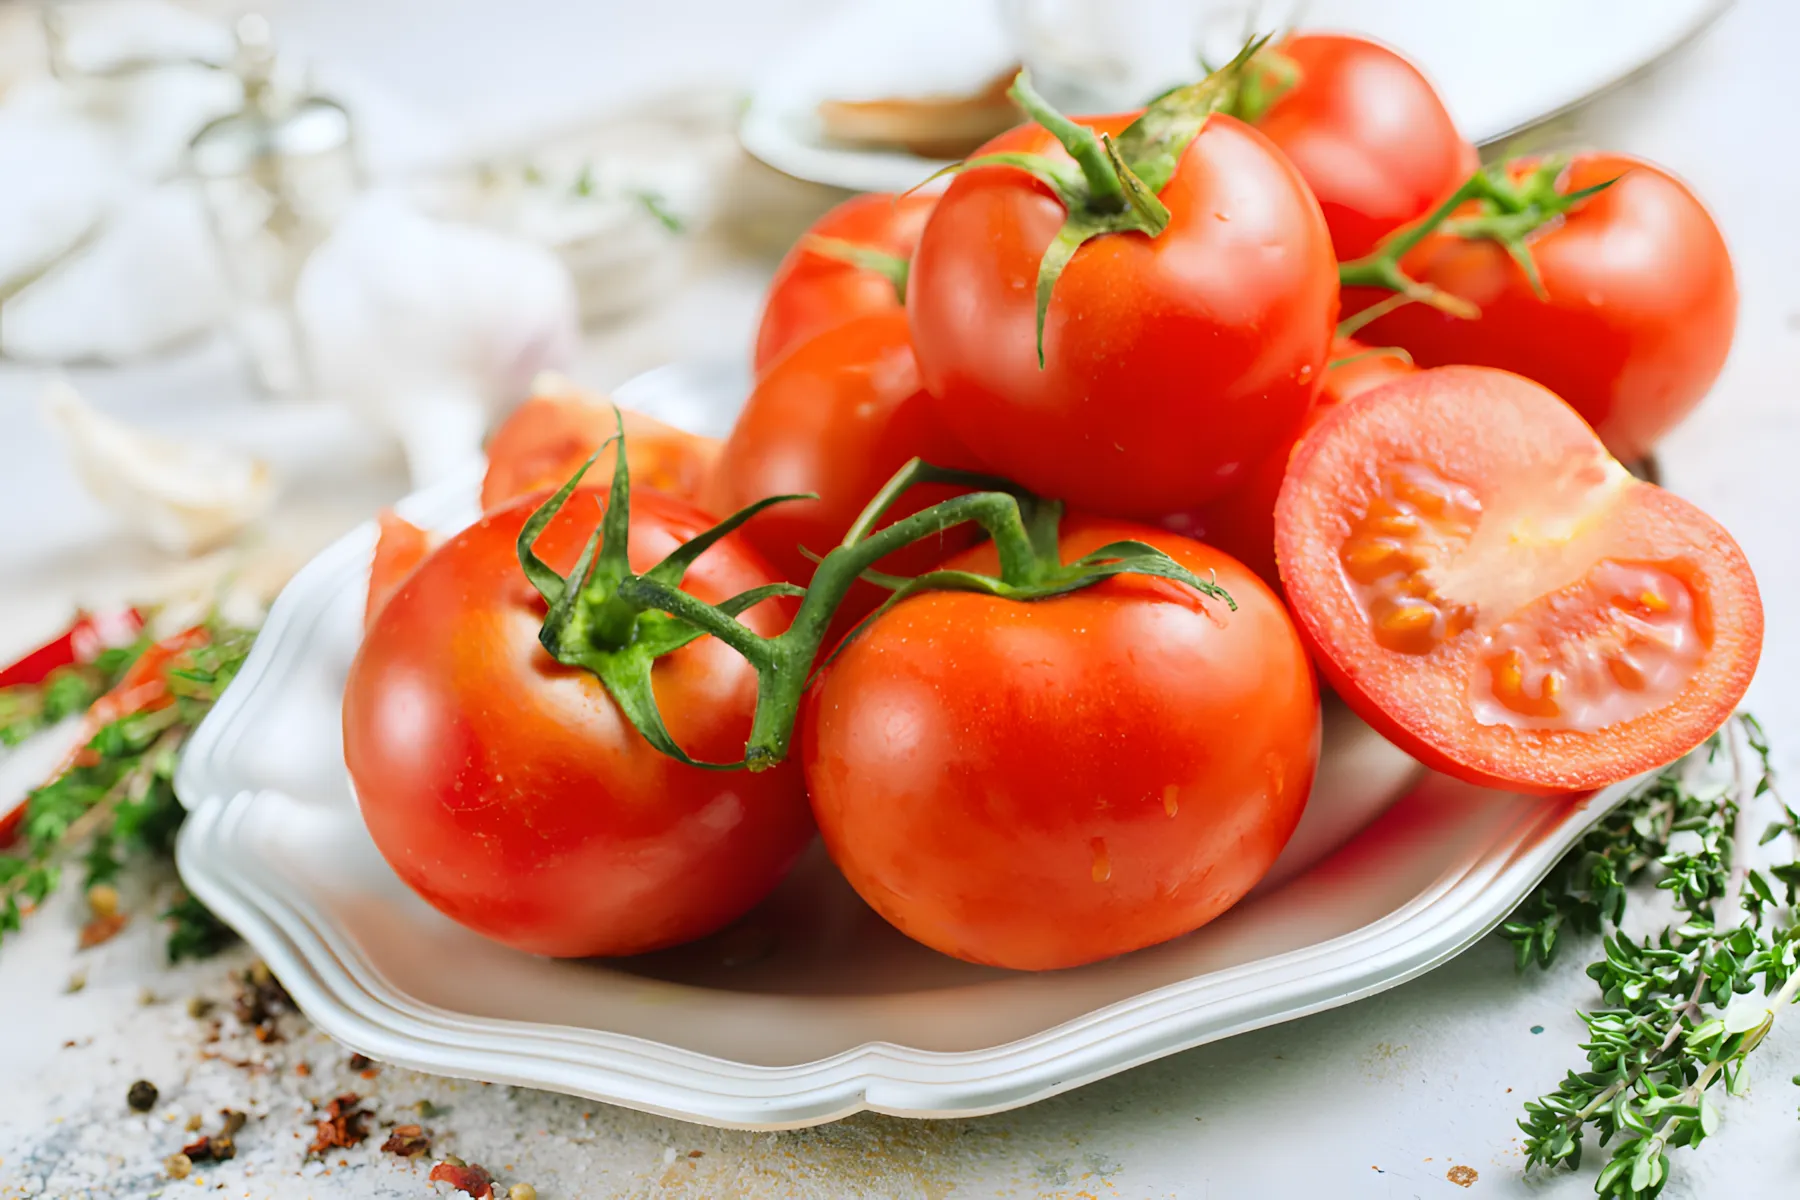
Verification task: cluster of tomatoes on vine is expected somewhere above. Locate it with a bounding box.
[344,35,1759,972]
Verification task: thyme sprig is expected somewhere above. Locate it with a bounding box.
[0,621,255,960]
[1509,714,1800,1199]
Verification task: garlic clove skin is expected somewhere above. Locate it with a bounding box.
[295,191,580,490]
[42,378,275,557]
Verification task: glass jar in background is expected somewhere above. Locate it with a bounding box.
[189,15,360,397]
[1000,0,1308,113]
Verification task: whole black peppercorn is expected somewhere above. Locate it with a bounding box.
[126,1080,158,1112]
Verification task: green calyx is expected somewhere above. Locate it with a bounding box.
[520,423,1236,773]
[803,236,911,305]
[1335,157,1621,334]
[931,37,1277,367]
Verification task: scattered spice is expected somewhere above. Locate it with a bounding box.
[180,1134,233,1164]
[307,1093,372,1156]
[428,1159,494,1198]
[163,1152,192,1179]
[1446,1164,1478,1187]
[508,1184,537,1200]
[186,996,215,1020]
[64,969,86,993]
[380,1123,431,1158]
[78,911,128,949]
[233,961,291,1042]
[295,1061,311,1077]
[415,1099,446,1119]
[346,1052,372,1070]
[184,1114,203,1132]
[126,1079,158,1112]
[137,986,157,1006]
[86,882,119,918]
[180,1109,246,1164]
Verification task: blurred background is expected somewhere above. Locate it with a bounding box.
[0,0,1785,654]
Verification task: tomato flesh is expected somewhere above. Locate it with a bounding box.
[802,520,1320,970]
[1276,365,1761,792]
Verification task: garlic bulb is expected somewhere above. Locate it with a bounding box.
[42,378,275,556]
[294,191,581,488]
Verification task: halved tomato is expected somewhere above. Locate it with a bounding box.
[1275,365,1761,793]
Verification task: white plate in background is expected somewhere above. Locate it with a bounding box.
[740,0,1732,193]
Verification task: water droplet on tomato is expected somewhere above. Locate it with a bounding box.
[1089,838,1111,884]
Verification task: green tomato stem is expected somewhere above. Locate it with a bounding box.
[803,236,910,305]
[519,423,1241,771]
[1007,70,1126,214]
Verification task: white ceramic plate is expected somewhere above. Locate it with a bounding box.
[174,360,1629,1129]
[740,0,1730,194]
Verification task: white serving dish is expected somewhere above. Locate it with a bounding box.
[174,360,1628,1129]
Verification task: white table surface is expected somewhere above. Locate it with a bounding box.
[3,2,1800,1197]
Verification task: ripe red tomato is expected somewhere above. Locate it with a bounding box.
[480,390,719,514]
[1275,365,1761,793]
[1252,33,1475,261]
[802,519,1320,970]
[708,309,978,593]
[1163,340,1416,589]
[908,111,1337,517]
[753,191,937,375]
[344,488,812,957]
[1346,155,1736,463]
[365,510,434,630]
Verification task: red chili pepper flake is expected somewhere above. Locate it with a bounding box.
[380,1123,431,1158]
[0,609,142,689]
[78,912,129,949]
[307,1093,372,1156]
[427,1160,494,1198]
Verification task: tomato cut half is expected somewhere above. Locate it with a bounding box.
[1275,366,1761,793]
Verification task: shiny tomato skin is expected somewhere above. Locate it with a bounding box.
[480,392,719,514]
[908,113,1338,517]
[1163,340,1416,589]
[753,190,937,375]
[344,488,813,958]
[365,509,434,630]
[802,520,1320,971]
[1275,366,1762,793]
[709,309,979,588]
[1347,155,1736,463]
[1255,33,1476,261]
